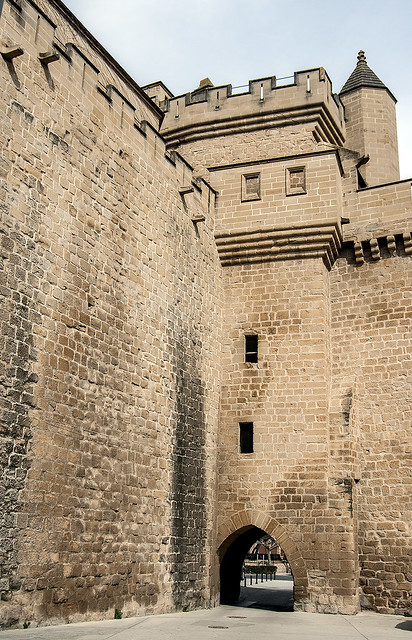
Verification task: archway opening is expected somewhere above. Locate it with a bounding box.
[219,525,294,611]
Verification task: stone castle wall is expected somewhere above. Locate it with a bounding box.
[160,56,411,615]
[0,0,411,629]
[330,247,411,613]
[1,0,222,628]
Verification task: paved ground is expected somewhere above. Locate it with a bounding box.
[1,578,411,639]
[1,607,411,640]
[238,573,294,610]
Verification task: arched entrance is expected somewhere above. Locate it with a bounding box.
[217,511,309,609]
[220,525,266,603]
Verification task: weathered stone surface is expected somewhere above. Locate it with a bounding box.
[161,44,410,618]
[0,0,221,628]
[0,0,410,629]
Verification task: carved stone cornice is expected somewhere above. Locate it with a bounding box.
[215,221,343,270]
[163,103,344,148]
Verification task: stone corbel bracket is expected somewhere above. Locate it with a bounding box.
[38,49,60,65]
[215,221,342,269]
[353,242,364,265]
[178,184,206,223]
[1,46,24,61]
[403,231,412,255]
[353,232,412,265]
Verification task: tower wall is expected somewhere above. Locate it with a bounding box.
[207,145,359,613]
[160,68,345,178]
[159,55,411,616]
[0,0,221,628]
[217,258,358,613]
[0,0,411,628]
[330,247,411,613]
[340,88,400,186]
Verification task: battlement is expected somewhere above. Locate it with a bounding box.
[159,68,345,148]
[1,0,162,126]
[0,0,217,216]
[1,0,411,628]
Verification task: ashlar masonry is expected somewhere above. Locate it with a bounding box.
[0,0,410,629]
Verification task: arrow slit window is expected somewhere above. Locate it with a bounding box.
[239,422,254,453]
[245,335,258,363]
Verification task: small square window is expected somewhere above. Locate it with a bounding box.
[245,335,258,363]
[242,173,261,201]
[286,167,306,196]
[239,422,253,453]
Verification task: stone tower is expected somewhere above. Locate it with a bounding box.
[339,50,400,186]
[158,68,358,614]
[0,0,411,628]
[157,55,411,615]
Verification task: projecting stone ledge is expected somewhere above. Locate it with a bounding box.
[215,221,342,270]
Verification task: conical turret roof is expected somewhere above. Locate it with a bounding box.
[340,51,395,99]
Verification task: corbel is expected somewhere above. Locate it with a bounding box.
[353,242,364,265]
[403,232,412,256]
[38,49,60,65]
[1,46,24,61]
[178,185,206,223]
[369,238,381,261]
[191,212,206,223]
[178,185,194,196]
[386,235,396,257]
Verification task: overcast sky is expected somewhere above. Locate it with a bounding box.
[63,0,412,178]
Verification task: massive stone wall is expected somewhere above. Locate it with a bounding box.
[216,258,358,613]
[0,0,410,629]
[330,246,411,613]
[0,0,222,628]
[162,60,411,616]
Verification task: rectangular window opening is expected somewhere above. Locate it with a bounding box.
[239,422,253,454]
[245,334,258,363]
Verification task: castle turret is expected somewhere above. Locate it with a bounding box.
[339,51,400,186]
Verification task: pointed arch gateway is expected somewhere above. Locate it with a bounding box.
[217,510,309,606]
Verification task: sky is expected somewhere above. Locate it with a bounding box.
[63,0,412,179]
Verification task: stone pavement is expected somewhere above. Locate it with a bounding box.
[0,607,411,640]
[239,573,294,610]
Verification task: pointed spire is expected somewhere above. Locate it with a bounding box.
[340,50,394,98]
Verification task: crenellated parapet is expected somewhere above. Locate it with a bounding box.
[159,69,345,148]
[1,0,163,126]
[0,0,216,218]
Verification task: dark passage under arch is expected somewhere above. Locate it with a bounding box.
[219,525,294,611]
[219,525,267,603]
